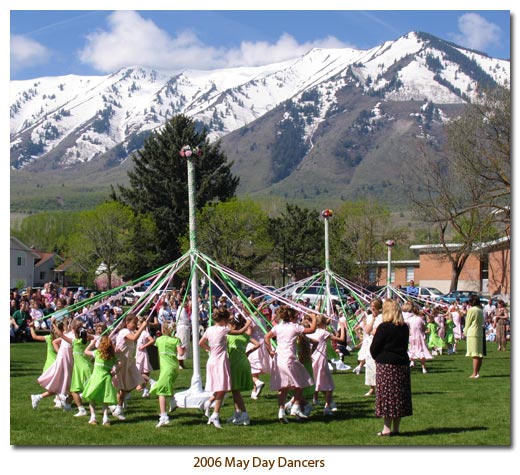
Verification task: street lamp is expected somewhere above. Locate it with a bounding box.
[385,239,395,299]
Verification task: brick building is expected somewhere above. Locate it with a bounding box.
[367,237,510,296]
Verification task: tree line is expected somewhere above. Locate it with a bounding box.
[11,85,510,291]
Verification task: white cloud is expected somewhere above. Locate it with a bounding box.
[452,13,501,52]
[10,35,51,72]
[79,11,351,73]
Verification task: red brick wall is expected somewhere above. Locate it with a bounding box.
[488,248,510,295]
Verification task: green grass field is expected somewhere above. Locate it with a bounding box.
[10,340,510,447]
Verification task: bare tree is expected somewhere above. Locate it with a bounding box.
[409,87,510,291]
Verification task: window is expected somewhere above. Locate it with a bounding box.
[406,267,415,282]
[368,267,377,283]
[40,271,46,280]
[17,256,24,266]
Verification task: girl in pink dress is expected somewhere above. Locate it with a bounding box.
[449,303,463,350]
[111,314,149,420]
[307,315,345,415]
[405,305,433,373]
[199,306,251,428]
[264,305,317,423]
[247,305,271,399]
[135,316,155,397]
[31,317,76,410]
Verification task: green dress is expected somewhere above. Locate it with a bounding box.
[464,306,484,357]
[296,337,315,399]
[445,318,455,345]
[82,350,118,405]
[227,333,254,392]
[426,322,446,349]
[43,334,57,372]
[150,335,181,397]
[69,338,94,393]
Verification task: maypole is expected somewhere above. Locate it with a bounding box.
[385,239,395,299]
[174,144,212,409]
[321,209,333,317]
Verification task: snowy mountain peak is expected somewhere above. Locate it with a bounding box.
[10,31,509,170]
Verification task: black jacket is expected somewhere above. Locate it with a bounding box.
[370,322,409,365]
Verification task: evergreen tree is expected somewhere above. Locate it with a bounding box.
[269,204,323,282]
[113,115,239,265]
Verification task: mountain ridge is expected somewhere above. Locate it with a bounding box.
[10,31,510,213]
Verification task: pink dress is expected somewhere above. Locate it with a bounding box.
[434,314,446,339]
[357,312,373,361]
[406,315,433,360]
[112,328,145,391]
[269,322,314,390]
[449,306,463,340]
[247,316,271,375]
[203,325,232,392]
[135,329,152,374]
[37,331,74,395]
[308,328,335,391]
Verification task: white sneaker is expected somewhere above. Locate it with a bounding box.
[102,417,111,426]
[410,360,415,367]
[284,401,293,414]
[169,396,177,412]
[422,367,428,374]
[88,418,97,425]
[203,399,211,418]
[250,388,258,399]
[74,407,87,417]
[142,388,150,398]
[109,405,117,415]
[254,381,265,397]
[156,416,170,428]
[323,406,334,416]
[149,378,157,388]
[53,395,62,408]
[208,414,222,429]
[234,411,250,426]
[278,408,289,424]
[290,404,308,419]
[31,394,41,409]
[330,401,337,412]
[113,407,126,420]
[353,365,361,374]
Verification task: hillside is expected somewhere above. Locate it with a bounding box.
[10,31,510,213]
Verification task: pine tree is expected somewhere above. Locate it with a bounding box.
[113,114,239,265]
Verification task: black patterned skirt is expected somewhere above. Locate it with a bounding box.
[375,362,413,418]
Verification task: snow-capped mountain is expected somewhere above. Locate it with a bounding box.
[10,31,509,171]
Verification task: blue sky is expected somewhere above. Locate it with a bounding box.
[10,9,511,81]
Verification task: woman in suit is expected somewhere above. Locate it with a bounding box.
[464,294,484,378]
[370,299,412,436]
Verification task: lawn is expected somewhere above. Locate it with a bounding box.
[10,339,510,447]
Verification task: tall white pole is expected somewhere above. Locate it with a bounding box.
[322,210,333,317]
[174,145,211,408]
[385,240,395,299]
[186,149,202,392]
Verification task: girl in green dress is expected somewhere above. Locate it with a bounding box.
[82,335,119,426]
[226,314,260,426]
[444,312,456,355]
[150,323,185,428]
[69,326,95,417]
[29,319,60,372]
[425,314,446,355]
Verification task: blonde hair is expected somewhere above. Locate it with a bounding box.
[162,322,176,336]
[382,299,405,326]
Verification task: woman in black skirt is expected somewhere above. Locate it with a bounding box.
[370,299,412,436]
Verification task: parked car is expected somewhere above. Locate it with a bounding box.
[121,285,149,306]
[291,285,345,306]
[414,286,444,300]
[434,290,479,304]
